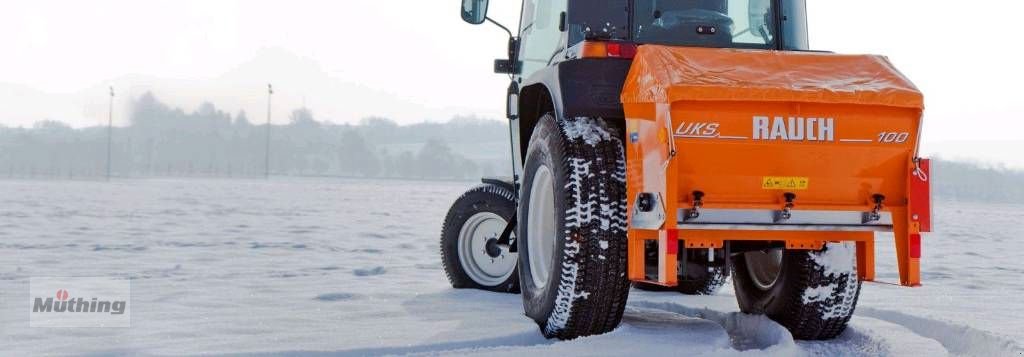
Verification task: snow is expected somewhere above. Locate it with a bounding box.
[803,242,860,319]
[563,158,597,230]
[802,284,837,304]
[1,178,1023,356]
[545,240,584,335]
[562,117,613,147]
[810,242,857,278]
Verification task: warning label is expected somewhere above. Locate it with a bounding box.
[762,177,810,190]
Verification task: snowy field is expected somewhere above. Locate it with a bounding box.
[1,178,1022,356]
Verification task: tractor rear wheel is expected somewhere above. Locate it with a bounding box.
[440,184,519,293]
[517,115,630,340]
[731,242,861,340]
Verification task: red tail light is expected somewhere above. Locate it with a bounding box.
[606,42,637,58]
[909,233,922,259]
[580,41,638,59]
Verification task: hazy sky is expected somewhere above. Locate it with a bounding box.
[1,1,1022,167]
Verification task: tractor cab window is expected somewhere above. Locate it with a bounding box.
[518,0,569,79]
[633,0,776,49]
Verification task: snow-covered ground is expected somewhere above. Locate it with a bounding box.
[0,178,1022,356]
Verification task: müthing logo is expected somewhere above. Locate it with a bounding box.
[29,277,131,327]
[33,289,127,315]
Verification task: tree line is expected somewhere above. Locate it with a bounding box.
[930,159,1024,203]
[0,92,511,180]
[2,92,1022,203]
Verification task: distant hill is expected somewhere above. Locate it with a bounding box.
[0,48,496,129]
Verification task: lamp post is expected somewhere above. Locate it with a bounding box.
[106,86,114,181]
[265,84,273,179]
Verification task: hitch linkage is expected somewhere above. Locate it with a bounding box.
[863,194,886,224]
[685,191,705,220]
[775,193,797,222]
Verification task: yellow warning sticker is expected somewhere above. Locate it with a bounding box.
[762,177,810,190]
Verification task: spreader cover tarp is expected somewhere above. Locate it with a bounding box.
[621,45,924,109]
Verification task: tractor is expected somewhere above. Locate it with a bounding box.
[441,0,931,341]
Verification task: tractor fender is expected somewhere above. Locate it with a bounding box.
[515,58,632,161]
[481,177,516,195]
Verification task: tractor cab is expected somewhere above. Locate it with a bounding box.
[568,0,808,50]
[464,0,808,78]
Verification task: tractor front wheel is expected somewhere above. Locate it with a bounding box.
[440,184,519,293]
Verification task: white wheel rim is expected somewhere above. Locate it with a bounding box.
[745,249,784,291]
[527,165,557,290]
[457,212,517,286]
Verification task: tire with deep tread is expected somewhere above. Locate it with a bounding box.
[633,249,728,295]
[731,242,862,340]
[517,114,630,340]
[441,184,520,293]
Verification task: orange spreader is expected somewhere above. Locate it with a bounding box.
[620,45,930,287]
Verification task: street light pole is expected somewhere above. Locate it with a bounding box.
[106,86,114,182]
[265,84,273,179]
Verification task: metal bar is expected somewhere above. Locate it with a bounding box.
[265,84,273,179]
[676,223,892,232]
[106,87,114,182]
[679,208,893,228]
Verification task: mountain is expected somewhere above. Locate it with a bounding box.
[0,48,494,128]
[0,82,91,127]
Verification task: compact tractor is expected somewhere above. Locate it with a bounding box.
[441,0,931,341]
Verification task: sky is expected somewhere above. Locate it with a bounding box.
[0,1,1022,167]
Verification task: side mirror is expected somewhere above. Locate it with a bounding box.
[461,0,490,25]
[748,0,771,38]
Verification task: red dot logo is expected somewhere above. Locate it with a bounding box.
[56,289,69,301]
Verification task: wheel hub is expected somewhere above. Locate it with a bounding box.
[484,237,503,258]
[457,212,517,286]
[744,249,784,291]
[526,165,557,290]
